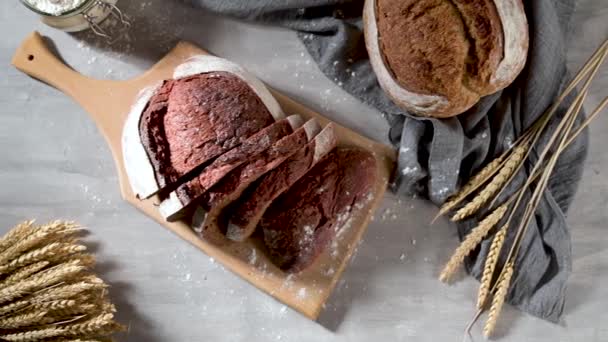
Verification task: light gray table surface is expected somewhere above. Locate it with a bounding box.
[1,1,606,341]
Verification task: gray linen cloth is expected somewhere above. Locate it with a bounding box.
[182,0,588,322]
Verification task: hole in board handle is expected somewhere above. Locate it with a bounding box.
[27,55,34,61]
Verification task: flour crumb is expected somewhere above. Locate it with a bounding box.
[282,274,295,289]
[248,249,257,265]
[209,258,215,264]
[300,225,314,248]
[401,166,418,175]
[400,253,406,261]
[279,305,288,314]
[411,238,417,245]
[331,240,339,257]
[435,187,450,196]
[400,146,411,154]
[297,287,307,300]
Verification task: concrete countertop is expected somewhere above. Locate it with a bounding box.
[0,1,606,341]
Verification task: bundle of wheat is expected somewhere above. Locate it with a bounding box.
[0,221,124,342]
[435,38,608,337]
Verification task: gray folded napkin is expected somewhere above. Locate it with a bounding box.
[183,0,587,322]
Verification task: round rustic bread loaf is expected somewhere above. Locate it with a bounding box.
[363,0,528,118]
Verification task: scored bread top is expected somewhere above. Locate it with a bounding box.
[364,0,528,117]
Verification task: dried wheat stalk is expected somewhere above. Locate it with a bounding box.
[0,310,49,329]
[0,221,35,252]
[484,262,514,337]
[439,204,508,283]
[0,261,50,288]
[477,224,508,309]
[0,242,85,275]
[434,157,505,221]
[458,40,608,338]
[0,221,124,341]
[452,144,528,221]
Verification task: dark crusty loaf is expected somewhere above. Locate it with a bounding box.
[225,123,338,242]
[191,119,322,245]
[158,115,304,221]
[139,72,276,193]
[123,55,285,200]
[363,0,528,117]
[261,147,377,273]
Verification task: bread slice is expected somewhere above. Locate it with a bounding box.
[363,0,528,117]
[191,119,322,245]
[225,124,338,242]
[260,147,377,273]
[122,55,284,200]
[158,115,304,221]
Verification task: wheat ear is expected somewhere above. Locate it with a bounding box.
[0,327,65,341]
[60,312,121,336]
[484,262,515,337]
[0,242,85,275]
[0,264,86,305]
[0,310,49,329]
[0,221,35,252]
[477,225,508,309]
[32,299,77,312]
[452,145,527,221]
[31,281,106,304]
[0,222,81,265]
[0,299,30,317]
[433,157,505,222]
[0,261,50,288]
[439,204,508,283]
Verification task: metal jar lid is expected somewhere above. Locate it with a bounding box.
[20,0,130,38]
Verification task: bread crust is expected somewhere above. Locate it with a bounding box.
[363,0,528,118]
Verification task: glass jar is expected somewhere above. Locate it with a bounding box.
[20,0,129,38]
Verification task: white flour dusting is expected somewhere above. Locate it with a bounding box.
[26,0,87,15]
[297,287,307,300]
[248,248,257,265]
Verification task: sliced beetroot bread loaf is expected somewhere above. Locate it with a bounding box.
[139,72,279,195]
[123,55,285,200]
[225,123,338,242]
[158,115,304,221]
[191,119,322,244]
[260,147,377,273]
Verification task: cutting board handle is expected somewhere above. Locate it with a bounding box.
[11,32,116,108]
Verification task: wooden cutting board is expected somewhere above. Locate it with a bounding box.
[12,31,395,320]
